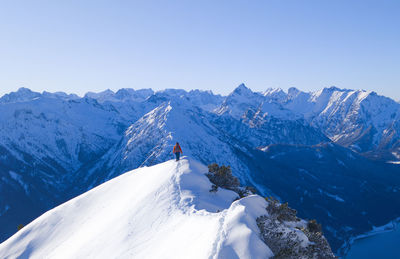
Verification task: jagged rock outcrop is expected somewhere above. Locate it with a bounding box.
[257,198,337,259]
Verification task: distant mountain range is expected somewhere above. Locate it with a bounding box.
[1,85,399,255]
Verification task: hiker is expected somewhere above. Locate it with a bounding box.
[173,142,183,161]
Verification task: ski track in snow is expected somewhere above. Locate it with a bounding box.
[210,210,228,259]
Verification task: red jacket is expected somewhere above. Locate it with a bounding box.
[173,144,182,154]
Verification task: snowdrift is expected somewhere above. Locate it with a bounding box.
[0,157,273,259]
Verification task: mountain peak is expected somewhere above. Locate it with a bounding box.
[237,82,247,88]
[263,88,287,101]
[84,89,118,103]
[287,87,307,100]
[0,87,41,103]
[115,88,154,102]
[103,89,115,94]
[323,86,353,93]
[42,91,80,100]
[16,87,34,93]
[232,83,252,95]
[327,86,341,91]
[288,87,300,94]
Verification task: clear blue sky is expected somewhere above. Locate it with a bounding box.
[0,0,399,99]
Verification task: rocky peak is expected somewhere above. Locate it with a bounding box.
[232,83,253,96]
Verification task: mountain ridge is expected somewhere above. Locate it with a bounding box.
[0,157,336,259]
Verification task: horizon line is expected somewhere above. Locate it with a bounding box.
[1,84,393,100]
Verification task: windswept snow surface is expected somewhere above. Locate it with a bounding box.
[0,157,272,259]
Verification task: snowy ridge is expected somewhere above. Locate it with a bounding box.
[85,88,155,103]
[0,158,274,258]
[75,100,254,190]
[0,157,336,258]
[0,87,79,104]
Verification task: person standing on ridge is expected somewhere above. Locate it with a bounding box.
[173,142,183,161]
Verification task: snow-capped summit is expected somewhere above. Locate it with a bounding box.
[287,87,302,99]
[84,89,116,102]
[0,88,80,104]
[115,88,154,102]
[0,87,41,104]
[262,88,287,102]
[42,91,80,100]
[84,88,155,103]
[0,157,335,259]
[217,85,300,121]
[156,88,188,97]
[216,84,265,118]
[232,83,253,95]
[276,86,400,154]
[186,89,223,111]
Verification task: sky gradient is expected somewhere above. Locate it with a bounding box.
[0,0,399,99]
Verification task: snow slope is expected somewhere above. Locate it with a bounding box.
[0,157,273,259]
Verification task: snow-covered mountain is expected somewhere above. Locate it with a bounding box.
[215,84,400,160]
[0,87,79,104]
[267,86,400,158]
[217,84,299,120]
[0,95,133,240]
[72,95,328,194]
[1,85,399,256]
[0,157,335,259]
[85,88,155,103]
[216,84,400,159]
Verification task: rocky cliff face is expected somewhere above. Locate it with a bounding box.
[257,197,337,259]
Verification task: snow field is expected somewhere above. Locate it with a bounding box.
[0,157,272,259]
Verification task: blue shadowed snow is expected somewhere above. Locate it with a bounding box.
[345,222,400,259]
